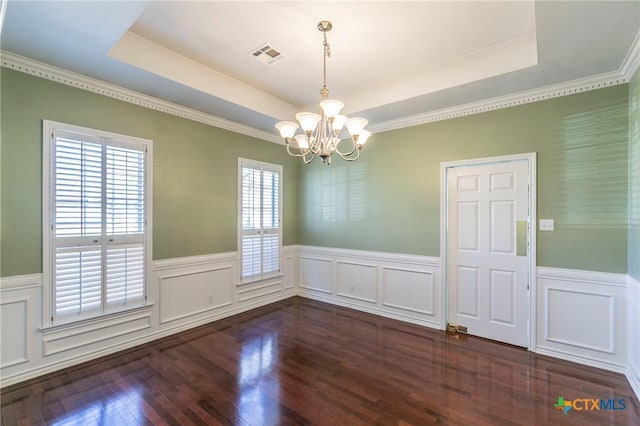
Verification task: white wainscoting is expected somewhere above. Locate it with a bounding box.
[156,255,235,324]
[0,247,297,387]
[3,246,639,401]
[297,246,442,328]
[536,267,628,373]
[627,275,640,401]
[1,298,29,366]
[0,275,41,372]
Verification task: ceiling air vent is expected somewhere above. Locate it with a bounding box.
[250,44,284,66]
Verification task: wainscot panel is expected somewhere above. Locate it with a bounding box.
[1,297,29,368]
[158,266,234,324]
[336,261,377,303]
[382,267,435,316]
[0,248,297,387]
[297,246,442,329]
[536,267,628,373]
[300,257,333,294]
[0,275,41,376]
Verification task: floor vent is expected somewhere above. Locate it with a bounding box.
[446,323,468,334]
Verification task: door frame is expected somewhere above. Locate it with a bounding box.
[440,152,537,350]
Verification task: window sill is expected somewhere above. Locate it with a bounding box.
[40,303,154,336]
[237,273,284,287]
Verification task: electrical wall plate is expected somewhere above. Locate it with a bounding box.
[540,219,554,231]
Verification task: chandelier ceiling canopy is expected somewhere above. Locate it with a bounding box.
[275,21,371,165]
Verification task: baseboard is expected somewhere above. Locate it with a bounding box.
[0,291,295,388]
[298,291,442,330]
[627,363,640,402]
[534,346,627,374]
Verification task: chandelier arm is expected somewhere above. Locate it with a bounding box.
[337,148,361,162]
[303,152,316,164]
[286,143,312,158]
[333,139,358,157]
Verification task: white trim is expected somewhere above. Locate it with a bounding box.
[535,346,626,374]
[537,267,628,287]
[297,245,440,267]
[42,120,153,327]
[297,292,442,329]
[237,158,283,283]
[0,274,42,291]
[369,73,629,134]
[0,296,30,368]
[1,51,281,144]
[543,287,616,354]
[0,291,294,388]
[3,43,637,142]
[42,310,152,356]
[621,30,640,81]
[627,274,640,402]
[2,257,639,398]
[153,251,236,271]
[628,364,640,404]
[536,267,628,374]
[440,152,537,348]
[0,0,8,41]
[298,246,442,326]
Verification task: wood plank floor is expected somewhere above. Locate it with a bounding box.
[2,297,639,425]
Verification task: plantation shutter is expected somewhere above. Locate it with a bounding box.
[52,129,146,322]
[240,161,281,281]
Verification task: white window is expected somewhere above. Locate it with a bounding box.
[43,121,152,325]
[238,159,282,282]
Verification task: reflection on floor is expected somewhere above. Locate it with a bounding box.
[2,297,639,425]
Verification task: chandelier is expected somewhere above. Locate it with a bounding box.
[275,21,371,165]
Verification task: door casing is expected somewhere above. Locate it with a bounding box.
[440,152,537,350]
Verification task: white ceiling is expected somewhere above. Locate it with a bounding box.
[1,1,639,137]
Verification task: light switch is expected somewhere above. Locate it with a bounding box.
[540,219,554,231]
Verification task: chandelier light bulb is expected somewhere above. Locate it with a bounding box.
[344,117,369,136]
[294,134,310,150]
[332,114,348,132]
[296,112,321,133]
[319,99,344,118]
[275,121,299,140]
[356,130,372,147]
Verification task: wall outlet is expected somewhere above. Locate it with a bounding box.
[540,219,554,231]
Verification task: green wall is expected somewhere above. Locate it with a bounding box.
[630,68,640,281]
[299,85,629,273]
[0,69,299,277]
[1,66,633,277]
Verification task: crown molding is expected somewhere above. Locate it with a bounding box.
[370,29,640,134]
[369,71,629,134]
[2,41,637,140]
[0,50,282,144]
[621,29,640,81]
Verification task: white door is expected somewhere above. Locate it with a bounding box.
[447,159,530,347]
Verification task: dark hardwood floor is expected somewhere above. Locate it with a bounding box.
[2,297,639,425]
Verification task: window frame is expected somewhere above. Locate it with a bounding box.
[237,158,283,284]
[42,120,153,327]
